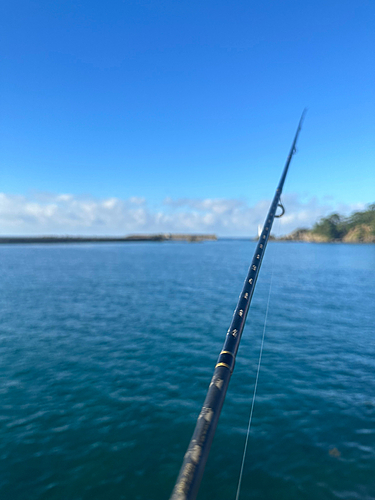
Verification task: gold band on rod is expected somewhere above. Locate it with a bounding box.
[220,350,235,358]
[215,362,231,370]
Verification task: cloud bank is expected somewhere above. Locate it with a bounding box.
[0,192,365,237]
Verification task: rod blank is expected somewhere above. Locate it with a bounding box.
[170,111,306,500]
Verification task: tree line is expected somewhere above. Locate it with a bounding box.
[311,204,375,240]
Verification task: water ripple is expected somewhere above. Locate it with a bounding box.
[0,241,374,499]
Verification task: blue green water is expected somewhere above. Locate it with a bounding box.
[1,241,375,500]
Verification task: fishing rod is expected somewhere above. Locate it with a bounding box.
[170,110,307,500]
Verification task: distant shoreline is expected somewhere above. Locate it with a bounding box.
[1,235,374,245]
[0,234,217,244]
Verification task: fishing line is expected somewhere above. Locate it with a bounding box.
[234,217,281,500]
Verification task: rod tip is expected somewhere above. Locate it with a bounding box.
[298,108,307,128]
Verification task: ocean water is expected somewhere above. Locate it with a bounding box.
[0,241,375,500]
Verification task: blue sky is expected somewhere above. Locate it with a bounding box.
[1,0,374,236]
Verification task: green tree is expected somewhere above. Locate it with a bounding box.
[312,213,344,239]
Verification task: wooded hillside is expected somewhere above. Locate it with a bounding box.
[281,204,375,243]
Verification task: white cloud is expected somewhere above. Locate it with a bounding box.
[0,192,366,237]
